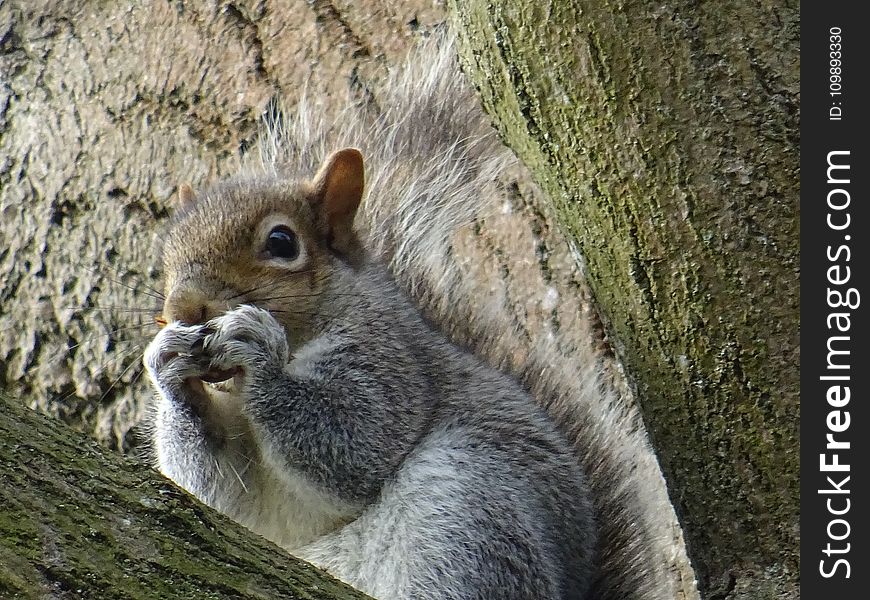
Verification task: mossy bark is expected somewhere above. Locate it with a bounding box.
[449,1,799,597]
[0,392,370,599]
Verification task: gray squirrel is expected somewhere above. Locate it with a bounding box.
[144,32,668,600]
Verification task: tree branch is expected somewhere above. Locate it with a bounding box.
[0,393,369,600]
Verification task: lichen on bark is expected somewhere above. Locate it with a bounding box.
[0,392,371,599]
[449,1,799,597]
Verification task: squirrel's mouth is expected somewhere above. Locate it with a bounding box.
[201,367,240,384]
[201,367,242,393]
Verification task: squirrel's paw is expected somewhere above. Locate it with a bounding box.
[143,321,211,388]
[201,305,290,380]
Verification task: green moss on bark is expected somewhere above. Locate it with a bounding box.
[0,393,370,599]
[450,1,799,596]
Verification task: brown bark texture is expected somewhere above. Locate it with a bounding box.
[450,1,799,598]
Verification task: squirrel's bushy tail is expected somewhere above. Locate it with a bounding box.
[248,32,693,600]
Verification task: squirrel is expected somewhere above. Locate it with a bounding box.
[144,31,685,600]
[144,145,597,597]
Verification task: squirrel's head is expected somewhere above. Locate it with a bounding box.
[157,148,365,344]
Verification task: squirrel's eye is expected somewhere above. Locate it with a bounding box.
[266,226,300,260]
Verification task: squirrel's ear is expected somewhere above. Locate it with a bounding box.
[309,148,364,255]
[177,183,197,209]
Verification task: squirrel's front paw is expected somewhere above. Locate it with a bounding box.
[144,322,211,390]
[201,305,290,383]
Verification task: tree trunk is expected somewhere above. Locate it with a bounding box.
[0,392,370,599]
[449,1,799,598]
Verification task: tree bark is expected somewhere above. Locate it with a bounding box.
[449,1,799,598]
[0,392,370,599]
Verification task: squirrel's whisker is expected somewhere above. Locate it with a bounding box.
[228,462,250,494]
[250,291,360,302]
[227,269,321,303]
[79,263,165,302]
[213,458,225,480]
[62,322,155,352]
[50,337,146,369]
[60,305,160,315]
[98,352,145,405]
[53,344,144,406]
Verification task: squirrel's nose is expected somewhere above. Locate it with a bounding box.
[164,287,216,325]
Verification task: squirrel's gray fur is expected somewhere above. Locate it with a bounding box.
[146,31,690,600]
